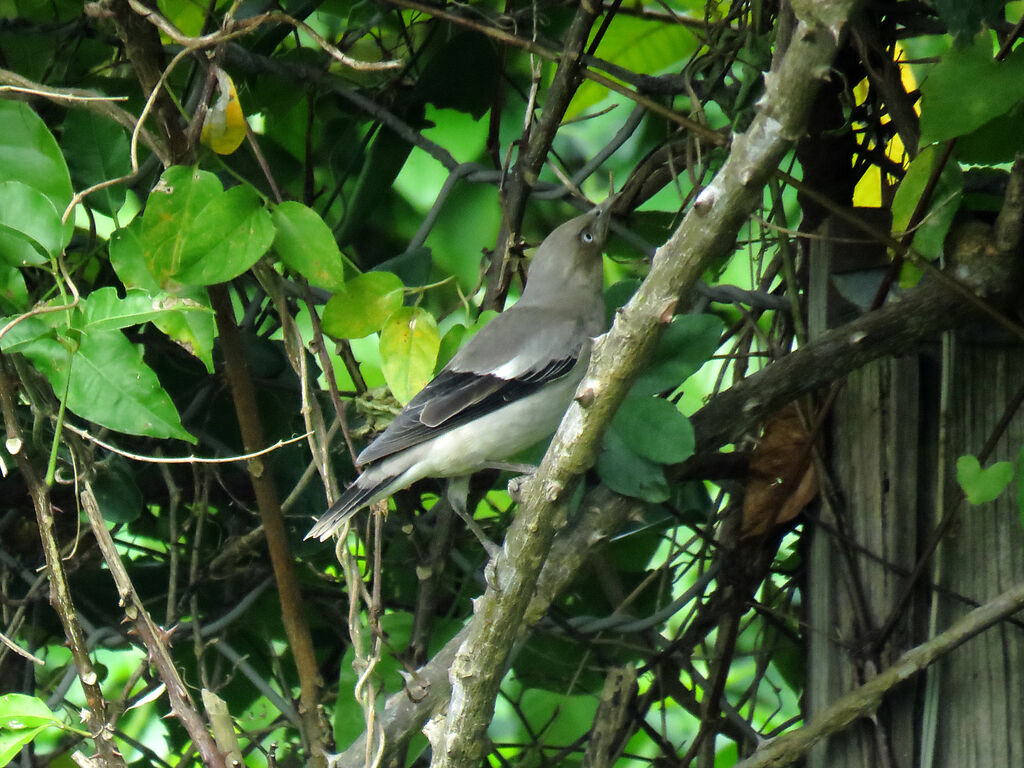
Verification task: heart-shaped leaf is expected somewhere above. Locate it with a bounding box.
[956,454,1013,505]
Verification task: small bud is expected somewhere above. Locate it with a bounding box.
[575,382,598,407]
[694,186,717,213]
[659,300,677,324]
[545,480,563,502]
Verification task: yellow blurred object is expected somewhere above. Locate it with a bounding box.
[852,42,919,207]
[201,67,246,155]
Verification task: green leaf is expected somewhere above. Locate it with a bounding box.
[0,724,51,768]
[435,311,498,369]
[0,229,47,269]
[111,170,247,287]
[109,221,160,292]
[108,169,252,371]
[151,287,216,373]
[15,328,194,442]
[335,119,419,249]
[0,100,73,243]
[956,454,1013,505]
[437,324,467,369]
[632,314,724,397]
[611,396,694,465]
[173,185,275,285]
[934,0,1006,45]
[141,166,223,282]
[890,145,963,260]
[80,287,212,332]
[379,306,439,404]
[0,693,76,767]
[957,102,1024,165]
[568,15,698,118]
[0,693,67,730]
[61,110,130,217]
[0,314,56,354]
[0,180,64,261]
[271,201,353,290]
[596,428,669,503]
[90,461,143,523]
[604,279,640,324]
[415,33,500,119]
[0,265,28,313]
[109,223,216,370]
[920,36,1024,146]
[74,329,194,441]
[322,271,405,339]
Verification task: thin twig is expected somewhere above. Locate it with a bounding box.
[62,422,312,464]
[126,0,402,70]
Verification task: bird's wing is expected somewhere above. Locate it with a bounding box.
[356,308,588,465]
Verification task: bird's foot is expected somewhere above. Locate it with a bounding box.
[482,461,538,474]
[484,555,503,592]
[452,504,501,561]
[507,473,535,503]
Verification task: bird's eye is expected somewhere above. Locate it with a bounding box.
[580,230,594,243]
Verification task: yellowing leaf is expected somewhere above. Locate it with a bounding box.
[201,68,247,155]
[379,306,439,404]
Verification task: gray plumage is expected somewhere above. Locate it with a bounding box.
[306,201,612,541]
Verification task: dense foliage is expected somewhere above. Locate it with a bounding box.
[2,0,1024,766]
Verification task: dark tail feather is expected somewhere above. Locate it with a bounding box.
[305,474,396,541]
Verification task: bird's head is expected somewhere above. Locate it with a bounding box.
[520,200,614,304]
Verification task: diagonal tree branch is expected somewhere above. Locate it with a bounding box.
[433,2,865,765]
[334,486,642,767]
[0,354,127,768]
[692,277,974,453]
[691,154,1024,455]
[734,578,1024,768]
[80,485,226,768]
[105,0,191,164]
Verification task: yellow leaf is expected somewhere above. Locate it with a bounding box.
[201,68,246,155]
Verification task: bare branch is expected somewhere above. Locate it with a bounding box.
[209,285,330,766]
[334,487,642,767]
[0,354,127,768]
[734,578,1024,768]
[80,485,226,768]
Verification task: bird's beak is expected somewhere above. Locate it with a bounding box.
[591,195,616,244]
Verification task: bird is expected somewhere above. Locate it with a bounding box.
[306,199,613,541]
